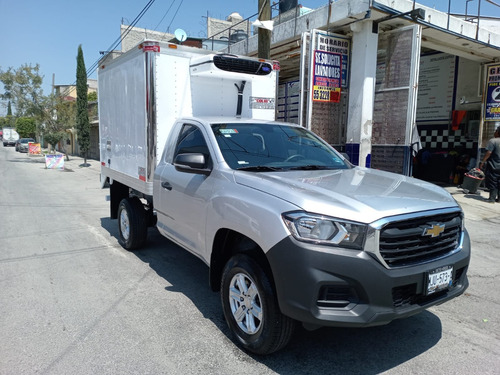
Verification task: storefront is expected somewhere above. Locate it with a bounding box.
[227,0,500,183]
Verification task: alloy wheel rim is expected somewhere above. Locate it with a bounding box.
[120,209,130,241]
[229,273,263,335]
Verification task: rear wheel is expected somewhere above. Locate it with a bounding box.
[117,197,148,250]
[221,254,295,355]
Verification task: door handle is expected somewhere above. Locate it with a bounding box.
[161,181,172,191]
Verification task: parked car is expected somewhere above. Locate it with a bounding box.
[17,138,35,153]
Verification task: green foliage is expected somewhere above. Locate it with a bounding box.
[0,64,44,117]
[2,115,15,128]
[0,117,9,128]
[76,45,90,162]
[39,95,76,153]
[7,101,12,116]
[0,63,76,157]
[56,99,77,128]
[87,91,97,102]
[15,117,36,138]
[44,131,66,151]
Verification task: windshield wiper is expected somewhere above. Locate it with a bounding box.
[288,165,332,170]
[237,165,284,172]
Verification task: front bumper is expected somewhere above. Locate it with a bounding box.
[266,230,470,328]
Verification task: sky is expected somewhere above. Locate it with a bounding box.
[1,0,500,116]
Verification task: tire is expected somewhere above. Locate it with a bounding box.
[117,197,148,250]
[221,254,295,355]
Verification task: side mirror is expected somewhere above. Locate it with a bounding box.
[174,153,211,175]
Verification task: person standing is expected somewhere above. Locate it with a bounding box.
[479,126,500,203]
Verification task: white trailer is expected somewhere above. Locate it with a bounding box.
[2,127,19,147]
[98,40,278,200]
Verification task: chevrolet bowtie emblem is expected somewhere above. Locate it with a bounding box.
[423,224,445,238]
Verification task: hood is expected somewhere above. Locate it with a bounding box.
[234,167,458,224]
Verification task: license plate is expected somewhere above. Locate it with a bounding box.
[426,266,453,295]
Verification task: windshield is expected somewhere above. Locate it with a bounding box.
[212,123,350,171]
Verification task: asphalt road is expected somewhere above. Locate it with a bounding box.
[0,144,499,375]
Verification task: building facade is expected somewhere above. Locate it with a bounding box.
[52,80,98,157]
[226,0,500,183]
[96,1,500,183]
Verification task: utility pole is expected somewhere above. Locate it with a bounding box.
[258,0,271,59]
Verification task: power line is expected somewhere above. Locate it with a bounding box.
[153,0,177,32]
[87,0,157,77]
[166,0,184,33]
[59,0,157,98]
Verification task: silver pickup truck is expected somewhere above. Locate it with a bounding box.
[114,116,471,354]
[100,40,469,355]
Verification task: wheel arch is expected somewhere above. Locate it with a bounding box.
[209,229,273,293]
[110,180,129,219]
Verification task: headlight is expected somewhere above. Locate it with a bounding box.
[282,211,366,249]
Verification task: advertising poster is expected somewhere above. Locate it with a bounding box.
[315,32,350,88]
[45,154,65,169]
[312,50,342,103]
[485,64,500,121]
[28,142,41,155]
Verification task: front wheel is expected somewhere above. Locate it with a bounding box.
[221,254,295,355]
[117,197,148,250]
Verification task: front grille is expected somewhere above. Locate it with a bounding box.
[392,284,449,307]
[379,212,462,268]
[213,55,272,75]
[392,283,417,307]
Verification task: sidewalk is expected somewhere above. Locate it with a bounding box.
[27,150,101,173]
[62,154,101,173]
[445,186,500,221]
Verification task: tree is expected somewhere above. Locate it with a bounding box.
[0,117,9,129]
[38,94,76,159]
[0,64,44,117]
[76,45,90,166]
[0,63,74,154]
[15,117,36,138]
[6,101,15,127]
[87,91,97,102]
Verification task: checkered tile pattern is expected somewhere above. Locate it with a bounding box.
[419,128,476,150]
